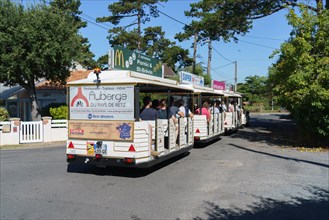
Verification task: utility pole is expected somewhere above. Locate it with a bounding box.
[234,61,237,92]
[192,32,197,75]
[137,0,141,52]
[207,40,212,78]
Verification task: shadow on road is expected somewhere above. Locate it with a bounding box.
[231,114,300,147]
[229,143,329,169]
[194,138,222,148]
[67,152,190,178]
[190,186,329,220]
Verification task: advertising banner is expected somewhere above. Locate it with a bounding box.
[110,45,163,78]
[68,120,134,141]
[179,71,204,86]
[69,85,134,120]
[212,80,226,90]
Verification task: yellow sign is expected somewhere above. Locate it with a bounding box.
[68,120,134,141]
[115,49,125,68]
[87,142,94,155]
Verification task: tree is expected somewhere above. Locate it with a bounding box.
[50,0,96,69]
[97,0,167,51]
[106,25,193,72]
[161,45,193,72]
[0,0,83,120]
[269,6,329,145]
[97,54,109,70]
[185,0,328,38]
[238,75,269,104]
[178,0,328,75]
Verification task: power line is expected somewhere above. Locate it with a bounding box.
[198,54,233,81]
[213,62,234,70]
[244,35,286,41]
[158,9,188,26]
[79,14,110,31]
[212,47,234,63]
[239,39,277,49]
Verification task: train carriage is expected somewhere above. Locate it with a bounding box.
[180,84,225,144]
[66,70,194,168]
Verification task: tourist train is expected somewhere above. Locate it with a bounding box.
[66,69,247,169]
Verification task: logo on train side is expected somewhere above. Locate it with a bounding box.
[115,49,125,68]
[71,87,89,107]
[116,123,131,139]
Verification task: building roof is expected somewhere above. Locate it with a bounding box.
[36,70,92,90]
[163,63,177,77]
[0,83,24,101]
[67,70,93,82]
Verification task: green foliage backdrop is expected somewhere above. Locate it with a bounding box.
[269,7,329,145]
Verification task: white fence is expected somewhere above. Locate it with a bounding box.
[20,121,43,143]
[0,117,68,146]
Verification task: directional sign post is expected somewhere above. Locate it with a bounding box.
[109,45,163,78]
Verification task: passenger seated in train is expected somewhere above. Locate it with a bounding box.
[228,101,235,112]
[170,97,184,119]
[177,99,194,118]
[140,96,157,120]
[157,99,176,121]
[221,100,227,112]
[210,100,220,114]
[195,101,211,123]
[152,99,160,110]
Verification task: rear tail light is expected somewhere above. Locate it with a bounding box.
[194,137,200,140]
[124,158,135,164]
[67,154,75,160]
[95,154,102,160]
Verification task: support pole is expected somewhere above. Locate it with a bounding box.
[234,61,237,92]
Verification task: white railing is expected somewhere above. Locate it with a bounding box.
[51,119,67,128]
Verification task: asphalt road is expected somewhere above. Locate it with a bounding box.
[1,114,328,220]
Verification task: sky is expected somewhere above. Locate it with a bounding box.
[20,0,294,84]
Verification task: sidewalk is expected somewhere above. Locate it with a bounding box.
[0,141,66,150]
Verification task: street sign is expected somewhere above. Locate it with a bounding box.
[109,45,163,78]
[212,80,226,90]
[179,71,204,86]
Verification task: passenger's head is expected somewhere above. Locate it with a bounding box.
[159,99,167,108]
[143,96,152,107]
[177,99,184,107]
[202,101,209,108]
[152,99,159,109]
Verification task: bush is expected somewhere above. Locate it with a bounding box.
[244,105,261,113]
[41,103,66,117]
[49,105,68,119]
[0,107,9,121]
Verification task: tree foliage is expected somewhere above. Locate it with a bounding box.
[269,6,329,145]
[106,26,192,72]
[238,75,269,104]
[0,0,83,120]
[180,0,328,43]
[50,0,96,69]
[97,0,167,51]
[0,107,10,121]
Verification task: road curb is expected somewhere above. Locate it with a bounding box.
[0,141,66,150]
